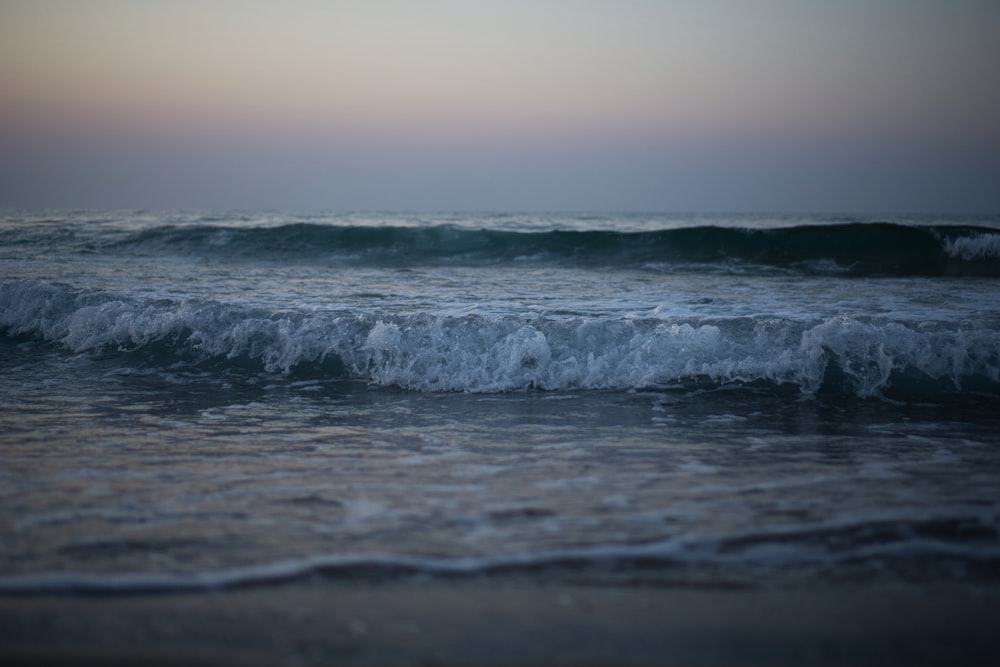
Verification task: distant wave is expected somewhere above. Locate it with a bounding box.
[72,222,1000,276]
[4,280,999,398]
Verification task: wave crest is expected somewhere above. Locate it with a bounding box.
[3,280,999,397]
[97,222,1000,276]
[944,232,1000,262]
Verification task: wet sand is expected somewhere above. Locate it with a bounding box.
[2,576,999,666]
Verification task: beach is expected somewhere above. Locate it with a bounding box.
[3,210,999,666]
[4,575,1000,666]
[5,2,1000,662]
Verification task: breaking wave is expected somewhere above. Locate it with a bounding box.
[4,280,999,398]
[77,222,1000,276]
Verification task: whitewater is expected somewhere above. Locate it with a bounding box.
[2,210,999,592]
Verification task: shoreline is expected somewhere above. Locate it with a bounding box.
[2,576,999,666]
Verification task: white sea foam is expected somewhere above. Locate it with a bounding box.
[2,280,999,396]
[944,233,1000,261]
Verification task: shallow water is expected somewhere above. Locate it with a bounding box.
[2,210,999,592]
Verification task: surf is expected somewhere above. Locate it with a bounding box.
[6,216,998,276]
[4,280,999,398]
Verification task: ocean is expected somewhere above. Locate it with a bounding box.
[2,211,999,613]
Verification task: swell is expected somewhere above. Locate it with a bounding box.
[96,222,1000,276]
[4,280,999,398]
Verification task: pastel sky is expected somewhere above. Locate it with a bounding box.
[2,0,998,211]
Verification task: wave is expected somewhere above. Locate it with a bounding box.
[99,222,1000,276]
[1,514,995,594]
[3,280,999,398]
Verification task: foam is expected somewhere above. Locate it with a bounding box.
[3,280,999,397]
[944,232,1000,261]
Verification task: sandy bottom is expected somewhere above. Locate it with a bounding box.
[2,575,999,666]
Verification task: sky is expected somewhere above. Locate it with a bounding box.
[1,0,999,212]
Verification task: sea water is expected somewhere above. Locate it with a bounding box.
[1,210,999,591]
